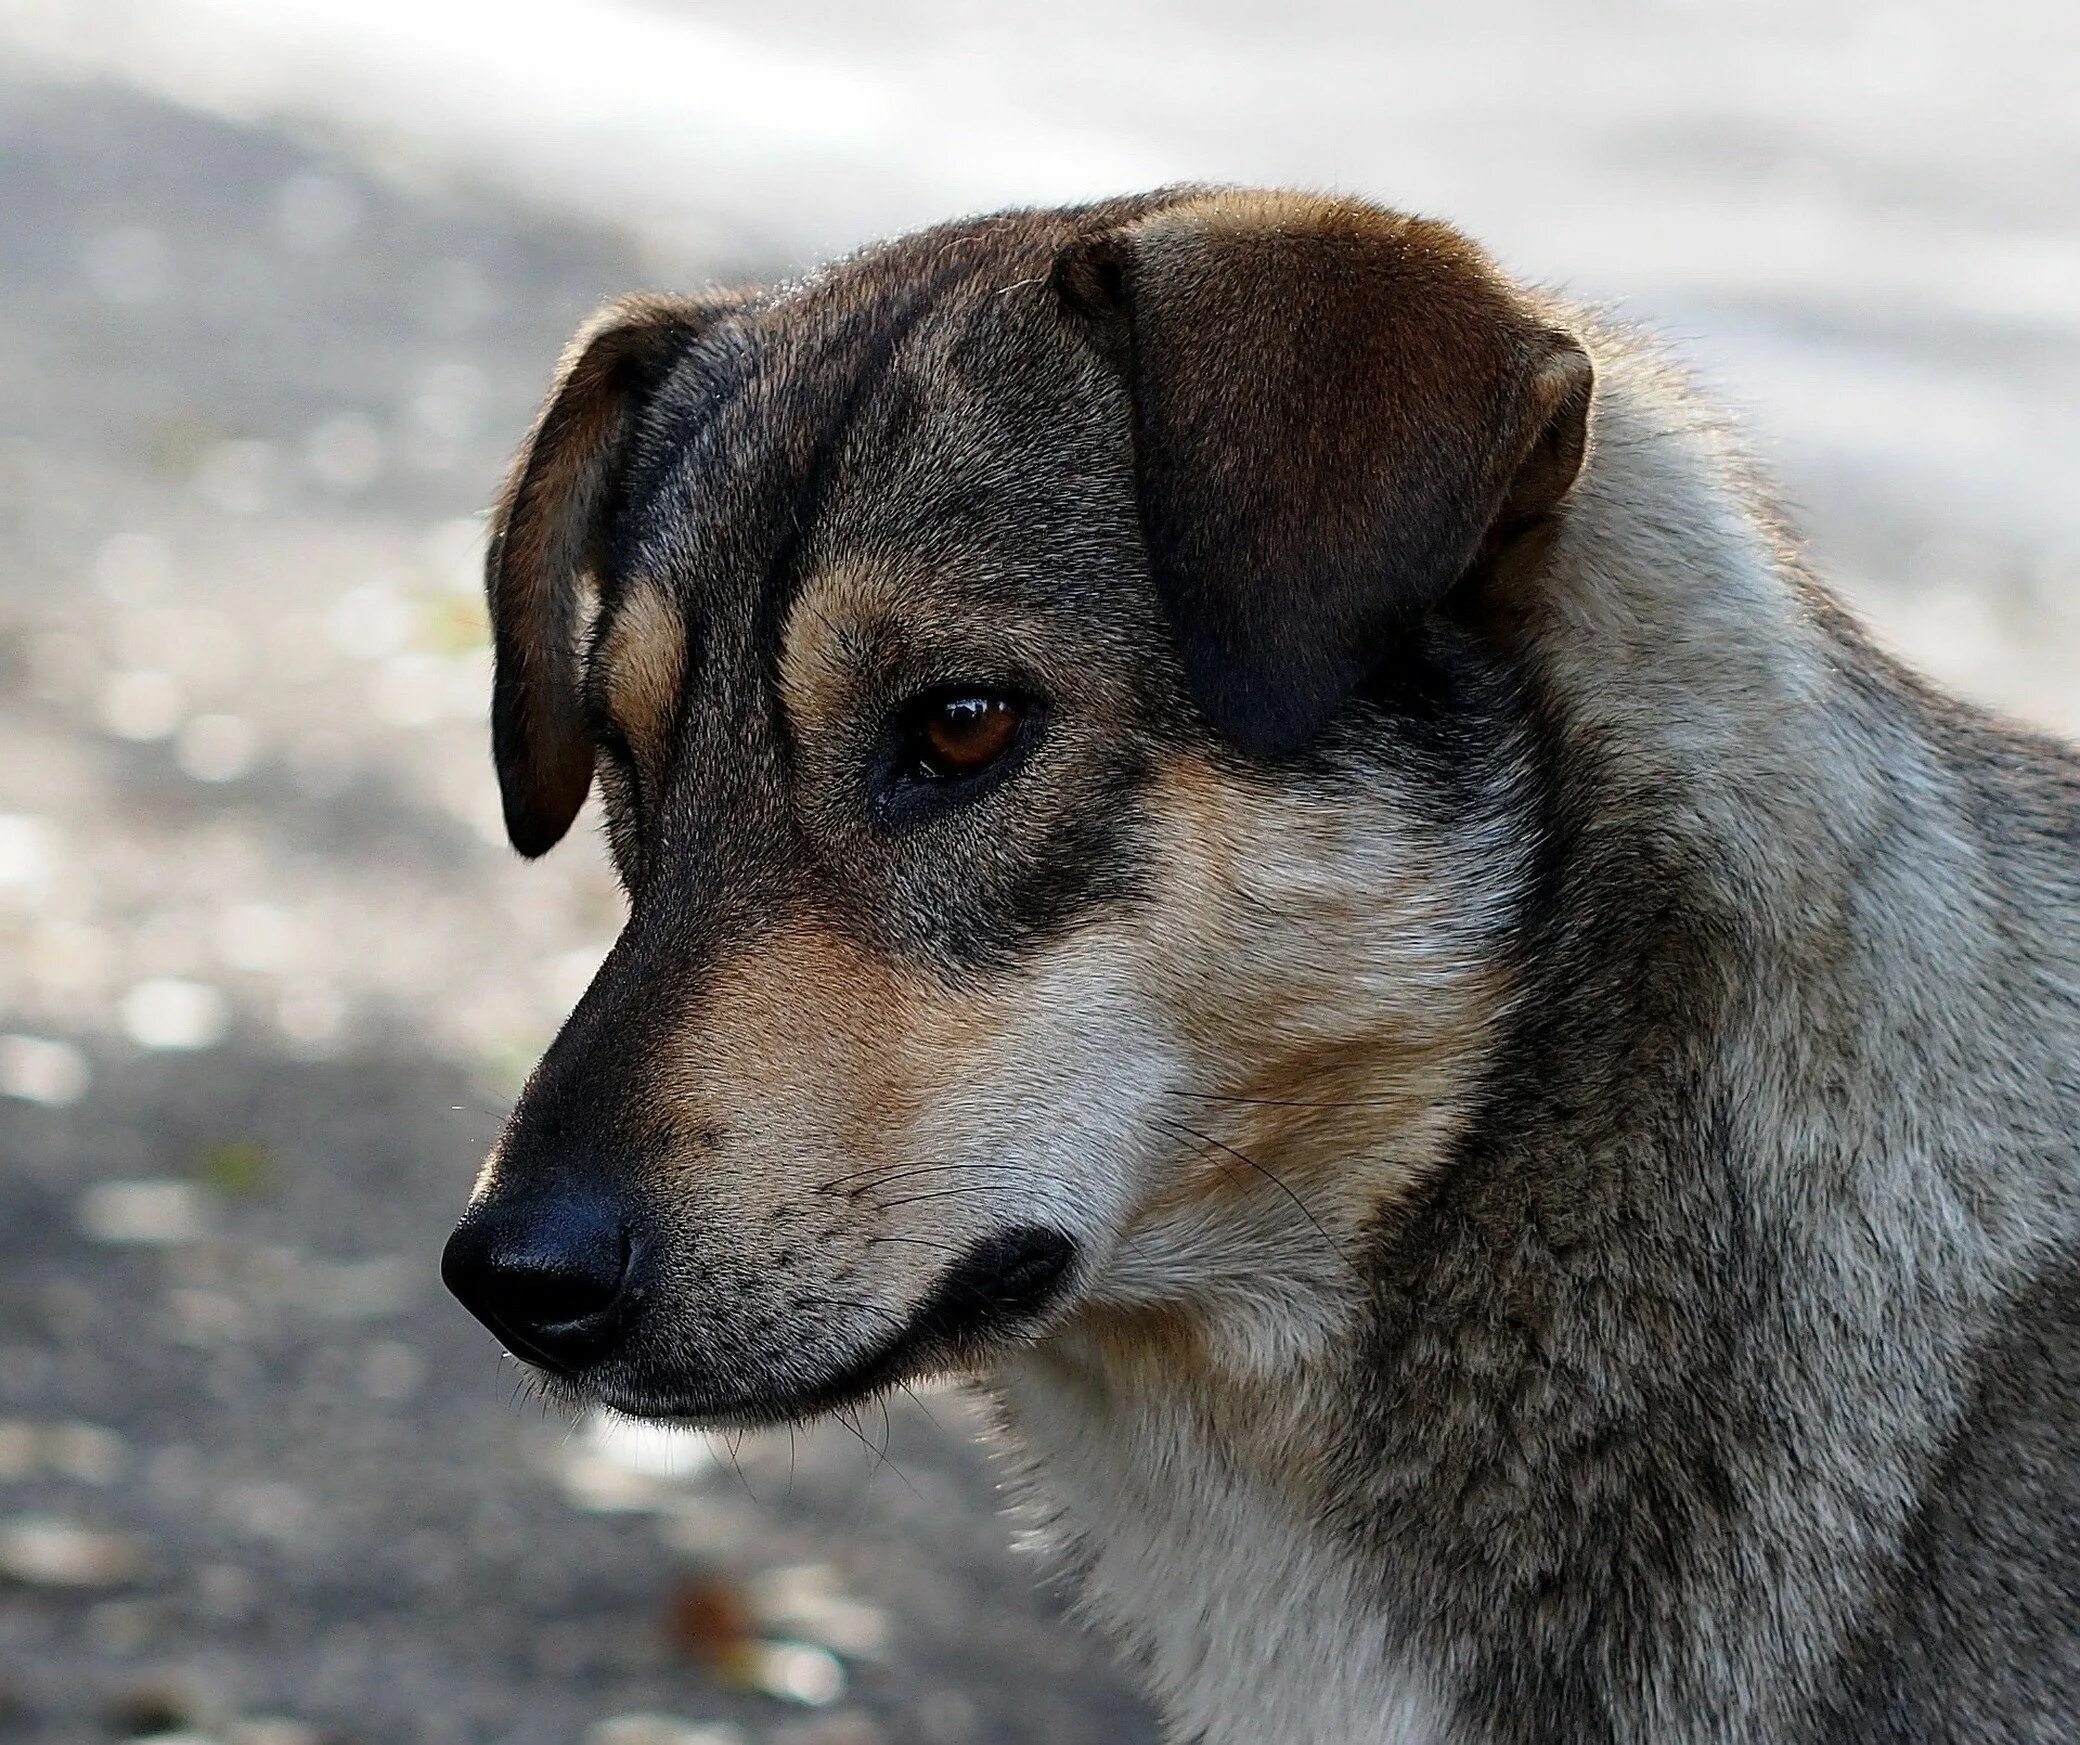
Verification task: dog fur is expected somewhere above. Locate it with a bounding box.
[448,188,2080,1743]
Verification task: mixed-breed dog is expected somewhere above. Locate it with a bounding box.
[439,189,2080,1742]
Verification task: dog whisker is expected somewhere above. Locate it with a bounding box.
[1153,1116,1366,1283]
[815,1158,1031,1196]
[862,1186,1006,1212]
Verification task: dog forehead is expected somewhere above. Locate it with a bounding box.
[611,219,1134,635]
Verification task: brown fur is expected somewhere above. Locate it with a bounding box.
[487,292,732,855]
[595,580,686,778]
[1056,191,1591,755]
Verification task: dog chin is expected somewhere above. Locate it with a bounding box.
[557,1225,1083,1430]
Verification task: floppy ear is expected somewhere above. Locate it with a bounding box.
[486,293,724,856]
[1053,193,1593,756]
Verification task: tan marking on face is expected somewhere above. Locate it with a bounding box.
[625,894,1187,1374]
[776,561,906,745]
[596,580,686,773]
[680,917,990,1162]
[1118,753,1513,1234]
[647,912,1046,1314]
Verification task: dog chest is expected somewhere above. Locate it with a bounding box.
[995,1358,1459,1745]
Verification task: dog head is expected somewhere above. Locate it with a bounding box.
[442,189,1592,1423]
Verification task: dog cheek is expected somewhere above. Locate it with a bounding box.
[908,934,1192,1250]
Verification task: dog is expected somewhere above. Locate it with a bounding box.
[442,188,2080,1744]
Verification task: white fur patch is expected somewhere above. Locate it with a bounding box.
[1000,1347,1454,1745]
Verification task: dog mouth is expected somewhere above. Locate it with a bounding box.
[582,1224,1080,1429]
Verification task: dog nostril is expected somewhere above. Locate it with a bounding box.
[441,1196,635,1374]
[512,1246,625,1326]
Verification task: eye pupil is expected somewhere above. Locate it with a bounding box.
[918,693,1020,776]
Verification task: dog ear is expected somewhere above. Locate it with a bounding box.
[486,293,724,856]
[1054,193,1593,757]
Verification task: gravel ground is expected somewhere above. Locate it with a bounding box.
[2,21,2076,1745]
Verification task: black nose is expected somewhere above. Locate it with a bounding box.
[442,1192,636,1374]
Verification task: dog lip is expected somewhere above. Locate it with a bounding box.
[599,1224,1080,1427]
[918,1225,1077,1337]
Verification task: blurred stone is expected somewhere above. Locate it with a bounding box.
[584,1715,746,1745]
[132,911,210,980]
[416,259,497,336]
[748,1642,846,1708]
[544,945,611,1012]
[285,730,356,796]
[143,1445,206,1507]
[587,1410,719,1481]
[773,1717,884,1745]
[28,923,115,996]
[25,631,97,703]
[274,980,349,1054]
[86,1597,159,1653]
[215,904,302,974]
[120,980,229,1051]
[99,670,187,741]
[420,516,489,596]
[0,1514,147,1587]
[116,606,246,687]
[168,1288,250,1346]
[194,1563,259,1623]
[227,1718,321,1745]
[916,1689,980,1743]
[751,1565,890,1659]
[79,1179,210,1246]
[0,1034,90,1107]
[263,612,337,686]
[654,1495,762,1563]
[556,1463,657,1514]
[558,1410,720,1513]
[0,814,56,893]
[219,1479,315,1548]
[42,1421,127,1485]
[409,361,486,445]
[0,1346,55,1396]
[177,715,258,784]
[373,653,449,727]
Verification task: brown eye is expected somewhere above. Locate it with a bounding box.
[914,693,1022,778]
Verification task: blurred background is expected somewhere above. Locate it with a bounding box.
[1,3,2075,1742]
